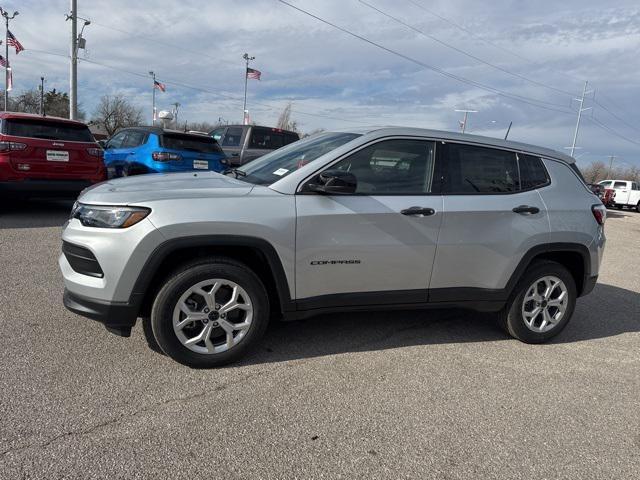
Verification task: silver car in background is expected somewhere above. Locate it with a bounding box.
[60,127,606,367]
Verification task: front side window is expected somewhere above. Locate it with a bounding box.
[210,127,225,142]
[122,131,146,148]
[519,154,550,190]
[107,131,128,149]
[599,181,612,188]
[441,143,518,194]
[222,127,243,147]
[327,139,435,194]
[240,132,360,186]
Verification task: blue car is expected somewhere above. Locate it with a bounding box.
[103,127,226,178]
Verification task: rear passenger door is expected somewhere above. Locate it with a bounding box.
[429,143,550,300]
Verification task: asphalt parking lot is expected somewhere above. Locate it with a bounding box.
[0,199,638,479]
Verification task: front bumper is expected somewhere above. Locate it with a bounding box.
[63,289,141,336]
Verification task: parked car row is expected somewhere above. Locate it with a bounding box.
[0,112,299,197]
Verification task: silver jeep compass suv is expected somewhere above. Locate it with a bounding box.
[60,127,606,367]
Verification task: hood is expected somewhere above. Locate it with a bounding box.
[79,171,255,205]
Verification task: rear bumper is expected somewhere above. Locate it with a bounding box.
[0,179,93,194]
[63,289,141,337]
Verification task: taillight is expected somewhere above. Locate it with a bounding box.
[86,148,103,157]
[592,204,606,226]
[152,151,182,162]
[0,141,27,152]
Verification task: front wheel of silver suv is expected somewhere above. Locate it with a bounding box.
[499,260,577,343]
[150,258,270,368]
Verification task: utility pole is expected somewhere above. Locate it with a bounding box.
[569,81,592,158]
[242,53,254,125]
[39,76,45,115]
[149,71,156,125]
[0,7,18,111]
[172,102,180,129]
[69,0,77,119]
[455,109,477,134]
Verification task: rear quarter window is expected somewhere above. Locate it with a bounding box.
[519,154,550,189]
[4,118,94,142]
[160,133,223,153]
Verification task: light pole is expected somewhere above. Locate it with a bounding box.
[0,7,18,111]
[172,102,180,129]
[39,76,45,115]
[242,53,254,125]
[149,71,156,125]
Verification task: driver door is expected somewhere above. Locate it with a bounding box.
[295,138,443,308]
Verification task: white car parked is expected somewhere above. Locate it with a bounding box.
[598,179,640,212]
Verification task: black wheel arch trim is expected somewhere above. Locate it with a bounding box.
[130,235,294,314]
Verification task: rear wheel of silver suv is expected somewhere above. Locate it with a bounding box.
[499,260,576,343]
[150,258,269,368]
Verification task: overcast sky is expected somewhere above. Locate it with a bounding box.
[9,0,640,167]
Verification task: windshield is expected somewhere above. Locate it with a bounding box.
[238,132,361,185]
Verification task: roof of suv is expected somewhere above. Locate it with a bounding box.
[219,125,299,136]
[341,126,576,164]
[117,126,212,137]
[0,111,89,126]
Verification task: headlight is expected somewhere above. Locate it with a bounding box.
[70,203,151,228]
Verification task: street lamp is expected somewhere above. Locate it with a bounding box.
[0,7,19,111]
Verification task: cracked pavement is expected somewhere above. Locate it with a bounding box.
[1,199,639,479]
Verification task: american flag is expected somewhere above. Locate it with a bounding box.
[0,55,6,68]
[246,67,261,80]
[153,80,166,92]
[7,30,24,54]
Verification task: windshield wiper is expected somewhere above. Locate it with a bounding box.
[223,167,246,178]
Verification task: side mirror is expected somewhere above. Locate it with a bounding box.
[307,169,357,195]
[220,158,230,166]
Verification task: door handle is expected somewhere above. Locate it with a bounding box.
[401,206,436,216]
[512,205,540,214]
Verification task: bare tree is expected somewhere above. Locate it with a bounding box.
[581,161,608,183]
[276,102,299,132]
[581,160,640,183]
[92,95,143,136]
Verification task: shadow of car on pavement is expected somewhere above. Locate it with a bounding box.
[0,197,75,229]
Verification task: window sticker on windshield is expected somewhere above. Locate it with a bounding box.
[273,168,289,176]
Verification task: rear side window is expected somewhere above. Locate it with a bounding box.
[633,182,638,190]
[519,154,550,189]
[613,181,627,189]
[249,128,284,149]
[222,127,243,147]
[441,143,518,193]
[4,118,94,142]
[160,133,223,153]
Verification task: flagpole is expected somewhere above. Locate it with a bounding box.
[149,70,155,125]
[4,16,7,111]
[242,53,254,125]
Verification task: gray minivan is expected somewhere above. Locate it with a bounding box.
[210,125,299,166]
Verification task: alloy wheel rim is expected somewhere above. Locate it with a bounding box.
[521,275,568,333]
[173,279,253,354]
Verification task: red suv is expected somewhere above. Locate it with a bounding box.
[0,112,106,196]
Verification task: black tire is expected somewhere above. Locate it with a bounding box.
[123,164,147,177]
[497,260,576,343]
[615,204,623,210]
[150,257,269,368]
[636,202,640,213]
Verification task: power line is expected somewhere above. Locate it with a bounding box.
[586,115,640,148]
[403,0,585,85]
[27,49,369,125]
[593,97,640,135]
[276,0,574,115]
[358,0,576,98]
